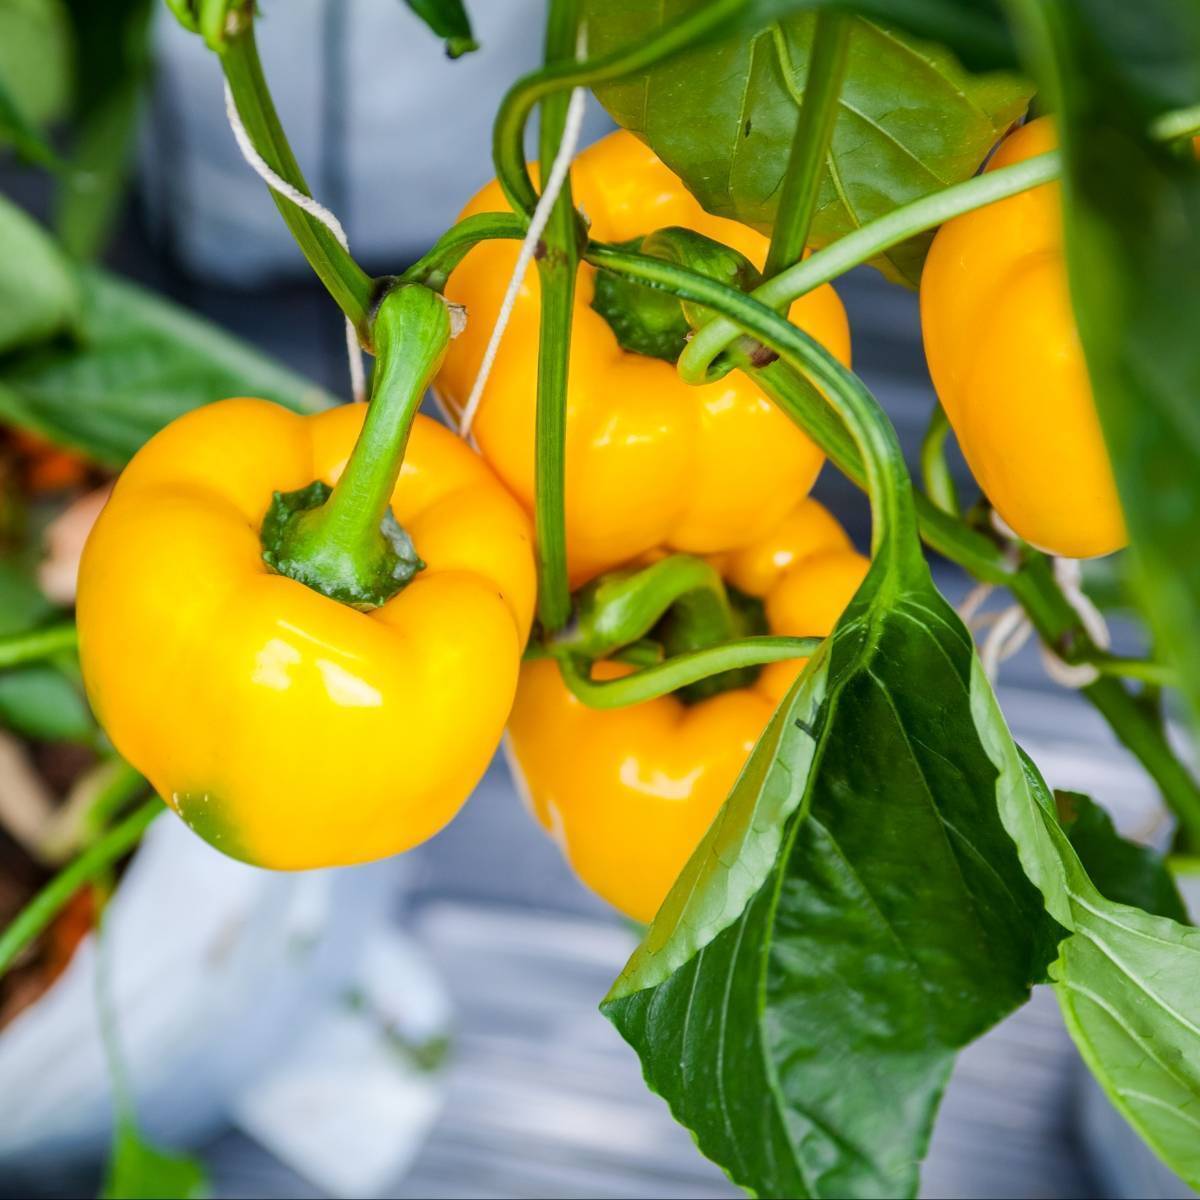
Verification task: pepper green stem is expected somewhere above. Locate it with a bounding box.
[560,555,737,660]
[531,0,581,634]
[264,285,449,609]
[920,403,961,517]
[401,212,525,291]
[0,798,160,978]
[762,11,851,279]
[0,624,78,668]
[555,637,822,710]
[221,19,375,338]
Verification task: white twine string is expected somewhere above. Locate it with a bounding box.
[223,81,366,403]
[960,556,1111,688]
[457,85,588,439]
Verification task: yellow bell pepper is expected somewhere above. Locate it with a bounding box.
[77,397,535,869]
[507,498,868,922]
[436,129,852,583]
[920,116,1125,558]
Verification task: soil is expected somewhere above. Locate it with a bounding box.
[0,741,104,1033]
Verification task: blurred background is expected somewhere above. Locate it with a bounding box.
[0,2,1187,1198]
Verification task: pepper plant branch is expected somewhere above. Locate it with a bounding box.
[555,637,822,709]
[0,624,78,668]
[220,21,374,337]
[762,12,852,279]
[532,0,582,633]
[0,798,161,979]
[919,403,961,517]
[401,212,525,291]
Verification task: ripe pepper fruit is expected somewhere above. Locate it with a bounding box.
[920,116,1125,558]
[507,498,868,922]
[76,396,535,869]
[436,129,852,583]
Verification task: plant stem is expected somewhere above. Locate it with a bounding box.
[401,211,526,291]
[1089,655,1177,687]
[531,0,581,634]
[0,624,78,668]
[492,0,750,217]
[270,285,449,604]
[763,12,851,279]
[920,404,961,517]
[0,798,160,978]
[221,21,374,337]
[555,637,822,709]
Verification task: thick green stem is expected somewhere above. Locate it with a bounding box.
[0,799,160,978]
[763,12,851,279]
[221,22,374,337]
[265,285,449,607]
[555,637,822,709]
[492,0,750,217]
[0,624,78,668]
[531,0,581,634]
[920,404,961,517]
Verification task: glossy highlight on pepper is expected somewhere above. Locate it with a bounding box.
[920,116,1126,559]
[507,498,868,922]
[436,129,852,583]
[76,397,536,869]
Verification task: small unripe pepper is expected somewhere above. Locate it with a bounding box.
[436,130,852,583]
[507,499,867,922]
[920,116,1125,558]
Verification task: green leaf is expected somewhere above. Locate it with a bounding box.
[0,663,93,741]
[55,0,155,259]
[978,693,1200,1188]
[0,268,334,466]
[1006,1,1200,730]
[101,1119,208,1200]
[582,1,1031,285]
[0,193,81,354]
[1057,789,1187,923]
[402,0,478,58]
[602,552,1058,1199]
[0,0,72,135]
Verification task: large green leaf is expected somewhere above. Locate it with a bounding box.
[583,0,1031,285]
[1007,0,1200,726]
[0,193,80,354]
[0,268,333,466]
[982,729,1200,1189]
[603,547,1058,1198]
